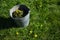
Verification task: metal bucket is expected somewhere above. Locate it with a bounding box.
[10,4,30,27]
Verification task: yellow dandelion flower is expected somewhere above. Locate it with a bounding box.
[34,34,38,37]
[30,30,33,34]
[16,32,19,35]
[29,30,33,35]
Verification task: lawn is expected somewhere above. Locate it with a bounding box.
[0,0,60,40]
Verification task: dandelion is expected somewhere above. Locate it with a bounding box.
[29,30,33,35]
[34,34,38,37]
[16,32,19,35]
[30,30,33,34]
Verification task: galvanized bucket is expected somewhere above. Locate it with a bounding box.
[10,4,30,27]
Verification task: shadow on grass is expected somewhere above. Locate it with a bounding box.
[0,17,18,30]
[57,2,60,5]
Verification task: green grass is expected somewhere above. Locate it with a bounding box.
[0,0,60,40]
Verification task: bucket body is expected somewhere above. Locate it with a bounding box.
[10,4,30,27]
